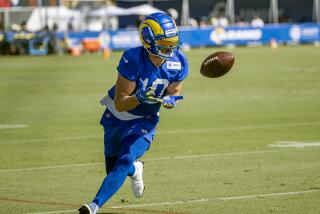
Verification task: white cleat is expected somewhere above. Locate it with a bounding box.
[130,160,145,198]
[78,203,99,214]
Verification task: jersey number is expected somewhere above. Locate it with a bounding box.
[142,78,169,98]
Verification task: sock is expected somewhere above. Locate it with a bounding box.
[88,202,99,214]
[130,161,139,178]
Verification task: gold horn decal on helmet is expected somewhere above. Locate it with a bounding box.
[139,19,164,48]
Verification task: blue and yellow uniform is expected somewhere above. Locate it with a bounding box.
[100,46,188,157]
[80,13,188,213]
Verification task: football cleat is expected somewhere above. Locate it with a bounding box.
[78,203,99,214]
[130,160,145,198]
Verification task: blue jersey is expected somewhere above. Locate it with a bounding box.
[105,46,188,119]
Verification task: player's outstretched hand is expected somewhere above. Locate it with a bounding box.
[161,95,184,109]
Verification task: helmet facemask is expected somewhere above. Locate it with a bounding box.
[153,36,181,59]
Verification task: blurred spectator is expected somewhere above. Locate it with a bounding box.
[188,18,198,28]
[20,21,30,34]
[135,15,145,28]
[11,20,31,55]
[199,16,209,27]
[235,16,249,27]
[47,23,60,54]
[251,16,264,27]
[210,16,219,27]
[218,15,228,27]
[68,18,75,32]
[0,22,6,54]
[210,15,228,27]
[106,16,119,30]
[167,8,178,21]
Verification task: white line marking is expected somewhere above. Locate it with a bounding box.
[0,135,100,144]
[24,209,76,214]
[111,189,320,208]
[145,149,290,161]
[0,124,27,130]
[269,141,320,148]
[25,189,320,213]
[1,121,319,145]
[158,121,320,134]
[0,163,101,173]
[1,148,317,173]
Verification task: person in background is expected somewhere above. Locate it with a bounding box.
[167,8,178,21]
[135,15,145,28]
[251,15,265,28]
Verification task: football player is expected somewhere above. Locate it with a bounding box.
[79,12,188,214]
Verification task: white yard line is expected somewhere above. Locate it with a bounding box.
[24,189,320,214]
[0,124,28,130]
[1,121,319,173]
[1,121,320,145]
[0,135,100,144]
[0,148,313,173]
[269,141,320,148]
[24,209,76,214]
[0,162,101,173]
[111,189,320,208]
[158,121,320,134]
[145,149,291,161]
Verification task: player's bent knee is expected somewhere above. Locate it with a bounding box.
[105,156,118,174]
[117,154,135,170]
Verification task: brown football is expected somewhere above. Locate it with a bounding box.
[200,51,235,78]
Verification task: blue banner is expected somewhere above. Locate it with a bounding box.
[3,23,320,51]
[179,23,320,47]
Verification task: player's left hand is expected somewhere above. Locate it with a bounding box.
[161,95,184,109]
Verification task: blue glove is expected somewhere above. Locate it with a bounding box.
[134,80,156,104]
[161,95,184,109]
[135,87,155,104]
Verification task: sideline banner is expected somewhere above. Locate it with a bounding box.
[3,23,318,50]
[104,23,320,49]
[180,23,320,46]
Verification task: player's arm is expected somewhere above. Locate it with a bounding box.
[166,81,183,96]
[114,74,140,112]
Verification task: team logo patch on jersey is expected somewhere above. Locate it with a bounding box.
[167,61,181,70]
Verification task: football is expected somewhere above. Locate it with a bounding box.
[200,51,235,78]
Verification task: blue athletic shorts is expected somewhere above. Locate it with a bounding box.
[100,109,158,157]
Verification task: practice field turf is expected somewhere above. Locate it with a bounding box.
[0,45,320,214]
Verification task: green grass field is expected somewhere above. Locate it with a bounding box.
[0,45,320,214]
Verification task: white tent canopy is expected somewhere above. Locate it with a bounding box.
[88,5,127,17]
[26,4,165,32]
[126,4,163,15]
[88,4,163,17]
[26,6,81,31]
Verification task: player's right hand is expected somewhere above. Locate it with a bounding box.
[161,95,184,109]
[134,81,156,104]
